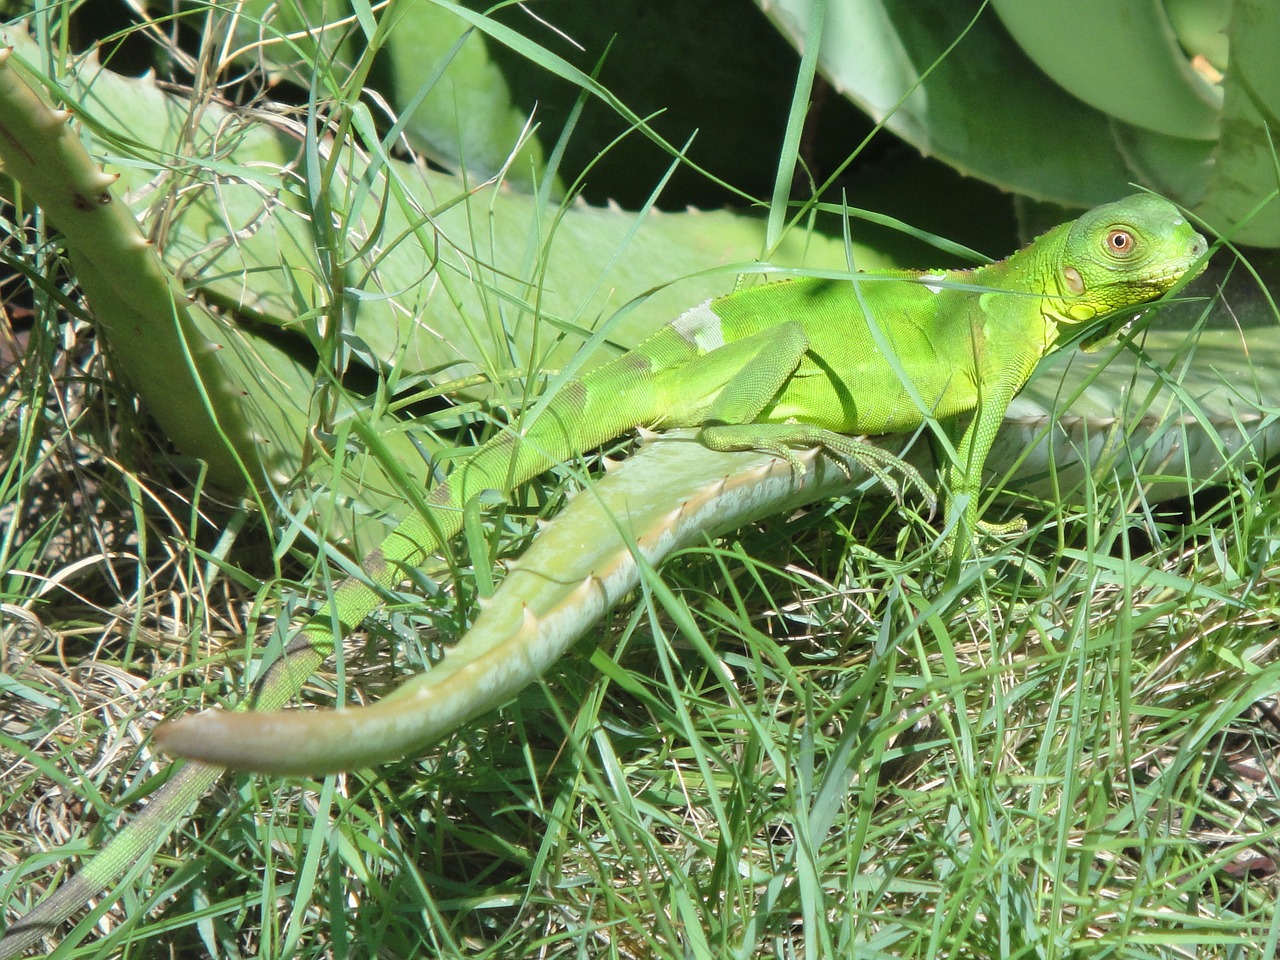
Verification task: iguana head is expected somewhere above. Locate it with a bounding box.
[1054,193,1208,350]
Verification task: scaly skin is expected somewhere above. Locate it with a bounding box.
[153,193,1208,773]
[0,194,1206,957]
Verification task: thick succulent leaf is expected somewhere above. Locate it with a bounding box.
[379,0,552,192]
[1110,124,1215,208]
[756,0,1135,205]
[761,0,1280,247]
[0,35,433,550]
[0,26,899,548]
[0,43,259,490]
[989,0,1221,140]
[226,0,551,192]
[1195,0,1280,246]
[1109,0,1280,246]
[52,33,891,391]
[1009,267,1280,503]
[1166,0,1232,71]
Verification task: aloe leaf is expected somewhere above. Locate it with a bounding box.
[36,27,892,387]
[755,0,1134,205]
[223,0,553,193]
[1009,277,1280,504]
[0,23,897,549]
[1195,0,1280,246]
[0,37,432,549]
[1110,124,1214,208]
[759,0,1280,247]
[989,0,1221,140]
[364,0,554,192]
[1166,0,1232,72]
[0,44,251,490]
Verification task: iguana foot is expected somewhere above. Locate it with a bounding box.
[699,423,936,514]
[977,515,1028,540]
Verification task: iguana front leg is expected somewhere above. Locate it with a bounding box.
[938,374,1028,560]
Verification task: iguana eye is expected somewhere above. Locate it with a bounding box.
[1106,228,1135,256]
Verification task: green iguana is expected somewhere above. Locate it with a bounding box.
[0,193,1207,956]
[149,192,1207,774]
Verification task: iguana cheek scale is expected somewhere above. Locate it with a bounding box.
[151,193,1208,774]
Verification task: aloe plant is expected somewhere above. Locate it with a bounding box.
[759,0,1280,245]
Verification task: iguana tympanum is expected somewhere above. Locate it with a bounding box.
[151,192,1207,774]
[0,194,1206,956]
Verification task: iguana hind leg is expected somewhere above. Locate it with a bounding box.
[701,421,935,512]
[661,319,935,510]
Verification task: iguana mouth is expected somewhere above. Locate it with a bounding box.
[1077,253,1206,352]
[1144,260,1205,287]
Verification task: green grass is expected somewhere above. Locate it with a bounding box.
[3,5,1280,959]
[4,308,1279,957]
